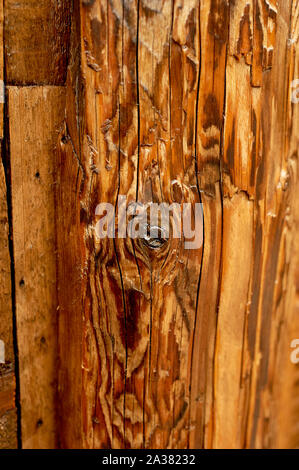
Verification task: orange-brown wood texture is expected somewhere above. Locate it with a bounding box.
[0,0,299,449]
[0,146,17,449]
[4,0,72,85]
[0,0,17,449]
[8,86,66,448]
[1,0,70,449]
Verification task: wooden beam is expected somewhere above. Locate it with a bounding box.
[8,86,65,448]
[0,0,297,449]
[0,0,17,448]
[56,0,299,449]
[4,0,71,85]
[0,154,17,449]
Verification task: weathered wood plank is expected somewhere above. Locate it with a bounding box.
[137,0,202,448]
[4,0,71,85]
[55,0,83,449]
[213,0,299,449]
[189,0,229,449]
[262,0,299,449]
[0,0,290,449]
[54,0,299,450]
[8,86,65,448]
[0,0,4,137]
[0,155,17,449]
[57,0,204,449]
[0,0,17,447]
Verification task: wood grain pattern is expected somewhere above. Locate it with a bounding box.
[0,0,17,447]
[0,0,298,449]
[8,86,65,448]
[213,0,299,449]
[57,0,203,449]
[0,0,4,137]
[0,154,17,449]
[4,0,71,85]
[263,0,299,449]
[56,0,299,449]
[189,0,228,448]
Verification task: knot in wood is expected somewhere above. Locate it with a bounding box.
[142,225,167,250]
